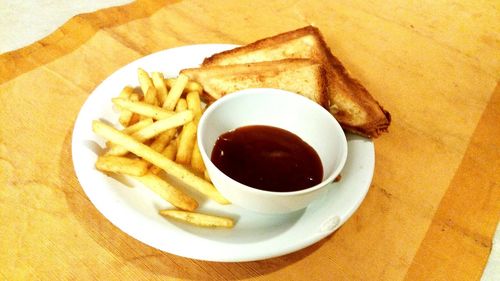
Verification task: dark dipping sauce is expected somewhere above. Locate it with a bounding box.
[211,125,323,192]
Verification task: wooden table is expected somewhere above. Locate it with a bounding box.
[1,0,499,280]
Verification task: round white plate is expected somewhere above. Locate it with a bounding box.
[71,44,375,262]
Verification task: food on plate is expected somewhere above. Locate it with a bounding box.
[211,125,323,192]
[95,155,149,176]
[104,118,153,151]
[128,110,193,141]
[186,91,203,122]
[133,172,199,211]
[151,71,168,105]
[193,25,391,138]
[127,92,142,125]
[104,110,194,156]
[165,78,203,93]
[175,98,188,112]
[91,70,233,229]
[159,209,234,228]
[150,140,178,174]
[175,121,197,165]
[191,142,206,174]
[117,86,135,126]
[181,58,328,108]
[120,118,154,134]
[93,118,229,205]
[149,128,177,154]
[137,68,158,105]
[112,98,175,120]
[162,73,189,110]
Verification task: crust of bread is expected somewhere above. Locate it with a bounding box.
[203,26,391,138]
[182,59,329,108]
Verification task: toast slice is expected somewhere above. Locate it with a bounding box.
[202,26,391,138]
[181,59,328,107]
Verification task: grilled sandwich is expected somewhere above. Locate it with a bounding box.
[181,59,329,108]
[199,26,391,138]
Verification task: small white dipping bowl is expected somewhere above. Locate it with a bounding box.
[197,88,348,214]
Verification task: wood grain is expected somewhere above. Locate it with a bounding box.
[405,83,500,281]
[0,0,499,280]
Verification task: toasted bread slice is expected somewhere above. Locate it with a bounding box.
[203,26,391,138]
[181,59,328,107]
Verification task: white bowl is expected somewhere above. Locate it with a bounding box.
[197,88,348,214]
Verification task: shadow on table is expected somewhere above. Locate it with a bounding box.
[61,130,333,279]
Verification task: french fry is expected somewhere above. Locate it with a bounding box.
[166,78,203,93]
[159,209,234,228]
[137,68,157,105]
[106,111,193,156]
[95,155,148,176]
[163,141,178,161]
[149,128,176,153]
[121,118,154,135]
[150,141,177,174]
[191,142,206,174]
[112,98,174,120]
[105,118,154,149]
[186,81,203,94]
[163,74,188,110]
[133,172,198,211]
[176,122,197,165]
[175,98,188,112]
[186,91,202,123]
[133,110,193,141]
[152,72,168,106]
[92,120,230,204]
[117,86,134,126]
[128,92,141,125]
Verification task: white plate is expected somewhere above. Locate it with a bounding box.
[71,44,375,262]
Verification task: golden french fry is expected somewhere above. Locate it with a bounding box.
[134,110,193,140]
[175,98,188,113]
[138,68,157,105]
[92,120,230,204]
[137,68,151,95]
[112,98,174,120]
[166,78,203,93]
[119,86,134,98]
[95,155,148,176]
[106,110,193,156]
[191,142,206,174]
[144,88,158,106]
[105,118,153,148]
[186,91,202,123]
[152,72,168,106]
[150,141,178,174]
[163,74,188,110]
[159,209,234,228]
[133,172,198,211]
[176,122,197,165]
[108,121,170,157]
[163,141,178,160]
[149,128,176,153]
[165,78,175,88]
[117,86,134,126]
[186,81,203,93]
[121,118,154,135]
[128,93,141,125]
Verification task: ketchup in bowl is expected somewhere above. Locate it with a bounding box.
[211,125,323,192]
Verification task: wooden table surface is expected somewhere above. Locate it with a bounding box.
[1,0,499,280]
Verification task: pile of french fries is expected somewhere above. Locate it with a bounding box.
[92,68,234,228]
